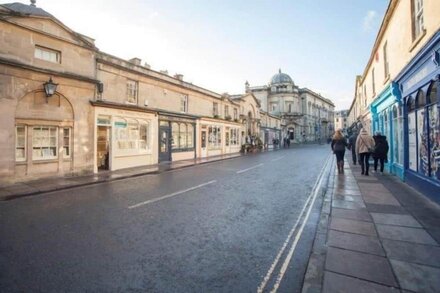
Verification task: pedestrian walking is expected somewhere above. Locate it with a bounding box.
[356,127,375,176]
[331,129,348,174]
[348,131,358,165]
[372,131,389,174]
[286,137,291,148]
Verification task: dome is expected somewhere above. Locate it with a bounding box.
[270,69,294,85]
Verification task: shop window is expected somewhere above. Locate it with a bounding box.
[63,128,71,158]
[230,128,239,146]
[15,125,26,161]
[427,81,439,180]
[126,80,138,104]
[208,125,222,149]
[115,118,149,152]
[33,126,57,160]
[412,0,425,41]
[171,122,194,150]
[34,45,61,63]
[416,90,426,108]
[407,96,416,112]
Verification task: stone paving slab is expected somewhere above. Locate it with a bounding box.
[333,194,363,202]
[332,200,366,210]
[325,247,398,287]
[333,187,361,195]
[327,230,385,256]
[365,203,407,214]
[371,213,422,228]
[323,271,399,293]
[331,208,372,222]
[376,224,438,245]
[382,239,440,268]
[330,217,377,236]
[362,191,401,206]
[358,182,390,192]
[390,259,440,293]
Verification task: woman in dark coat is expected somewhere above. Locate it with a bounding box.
[372,131,389,174]
[331,129,348,174]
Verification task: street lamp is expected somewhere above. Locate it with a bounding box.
[43,77,58,97]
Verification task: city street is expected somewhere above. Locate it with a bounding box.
[0,145,331,292]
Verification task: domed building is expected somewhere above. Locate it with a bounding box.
[246,69,335,143]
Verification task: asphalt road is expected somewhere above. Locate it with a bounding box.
[0,145,331,292]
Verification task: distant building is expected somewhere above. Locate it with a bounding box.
[334,110,349,133]
[247,70,335,143]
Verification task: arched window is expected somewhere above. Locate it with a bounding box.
[392,105,398,118]
[416,90,426,108]
[407,96,416,112]
[427,80,438,105]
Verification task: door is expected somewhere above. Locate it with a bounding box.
[201,129,208,157]
[159,126,171,162]
[97,126,110,170]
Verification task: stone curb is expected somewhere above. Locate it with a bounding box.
[0,153,247,201]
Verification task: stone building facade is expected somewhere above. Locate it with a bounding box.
[334,110,349,133]
[347,0,440,200]
[247,70,335,143]
[0,2,280,183]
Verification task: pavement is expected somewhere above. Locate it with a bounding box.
[0,152,246,201]
[302,156,440,293]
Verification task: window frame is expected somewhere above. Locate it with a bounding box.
[15,125,27,162]
[412,0,425,41]
[34,45,61,63]
[32,126,58,161]
[63,127,71,159]
[126,80,138,104]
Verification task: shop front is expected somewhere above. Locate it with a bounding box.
[198,118,242,158]
[370,82,404,179]
[396,31,440,201]
[260,127,281,149]
[92,101,158,172]
[158,112,197,162]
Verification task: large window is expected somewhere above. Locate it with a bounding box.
[33,126,58,160]
[208,125,222,149]
[16,125,26,161]
[171,122,194,150]
[35,45,61,63]
[126,80,138,104]
[114,118,149,152]
[412,0,425,40]
[427,82,439,181]
[225,105,230,119]
[233,108,238,120]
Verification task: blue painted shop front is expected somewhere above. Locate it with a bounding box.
[370,82,404,180]
[395,30,440,202]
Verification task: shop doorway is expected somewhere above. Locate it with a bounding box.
[201,129,207,157]
[97,126,110,170]
[159,126,171,162]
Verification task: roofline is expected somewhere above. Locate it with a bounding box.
[359,0,397,84]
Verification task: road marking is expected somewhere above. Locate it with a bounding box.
[270,155,331,292]
[257,154,332,293]
[236,163,264,174]
[128,180,217,209]
[270,156,285,162]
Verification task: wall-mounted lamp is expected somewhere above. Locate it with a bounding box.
[43,77,58,97]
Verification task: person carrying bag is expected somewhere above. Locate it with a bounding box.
[355,127,375,176]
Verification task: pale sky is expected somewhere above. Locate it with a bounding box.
[6,0,388,110]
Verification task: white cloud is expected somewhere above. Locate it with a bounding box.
[363,10,377,32]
